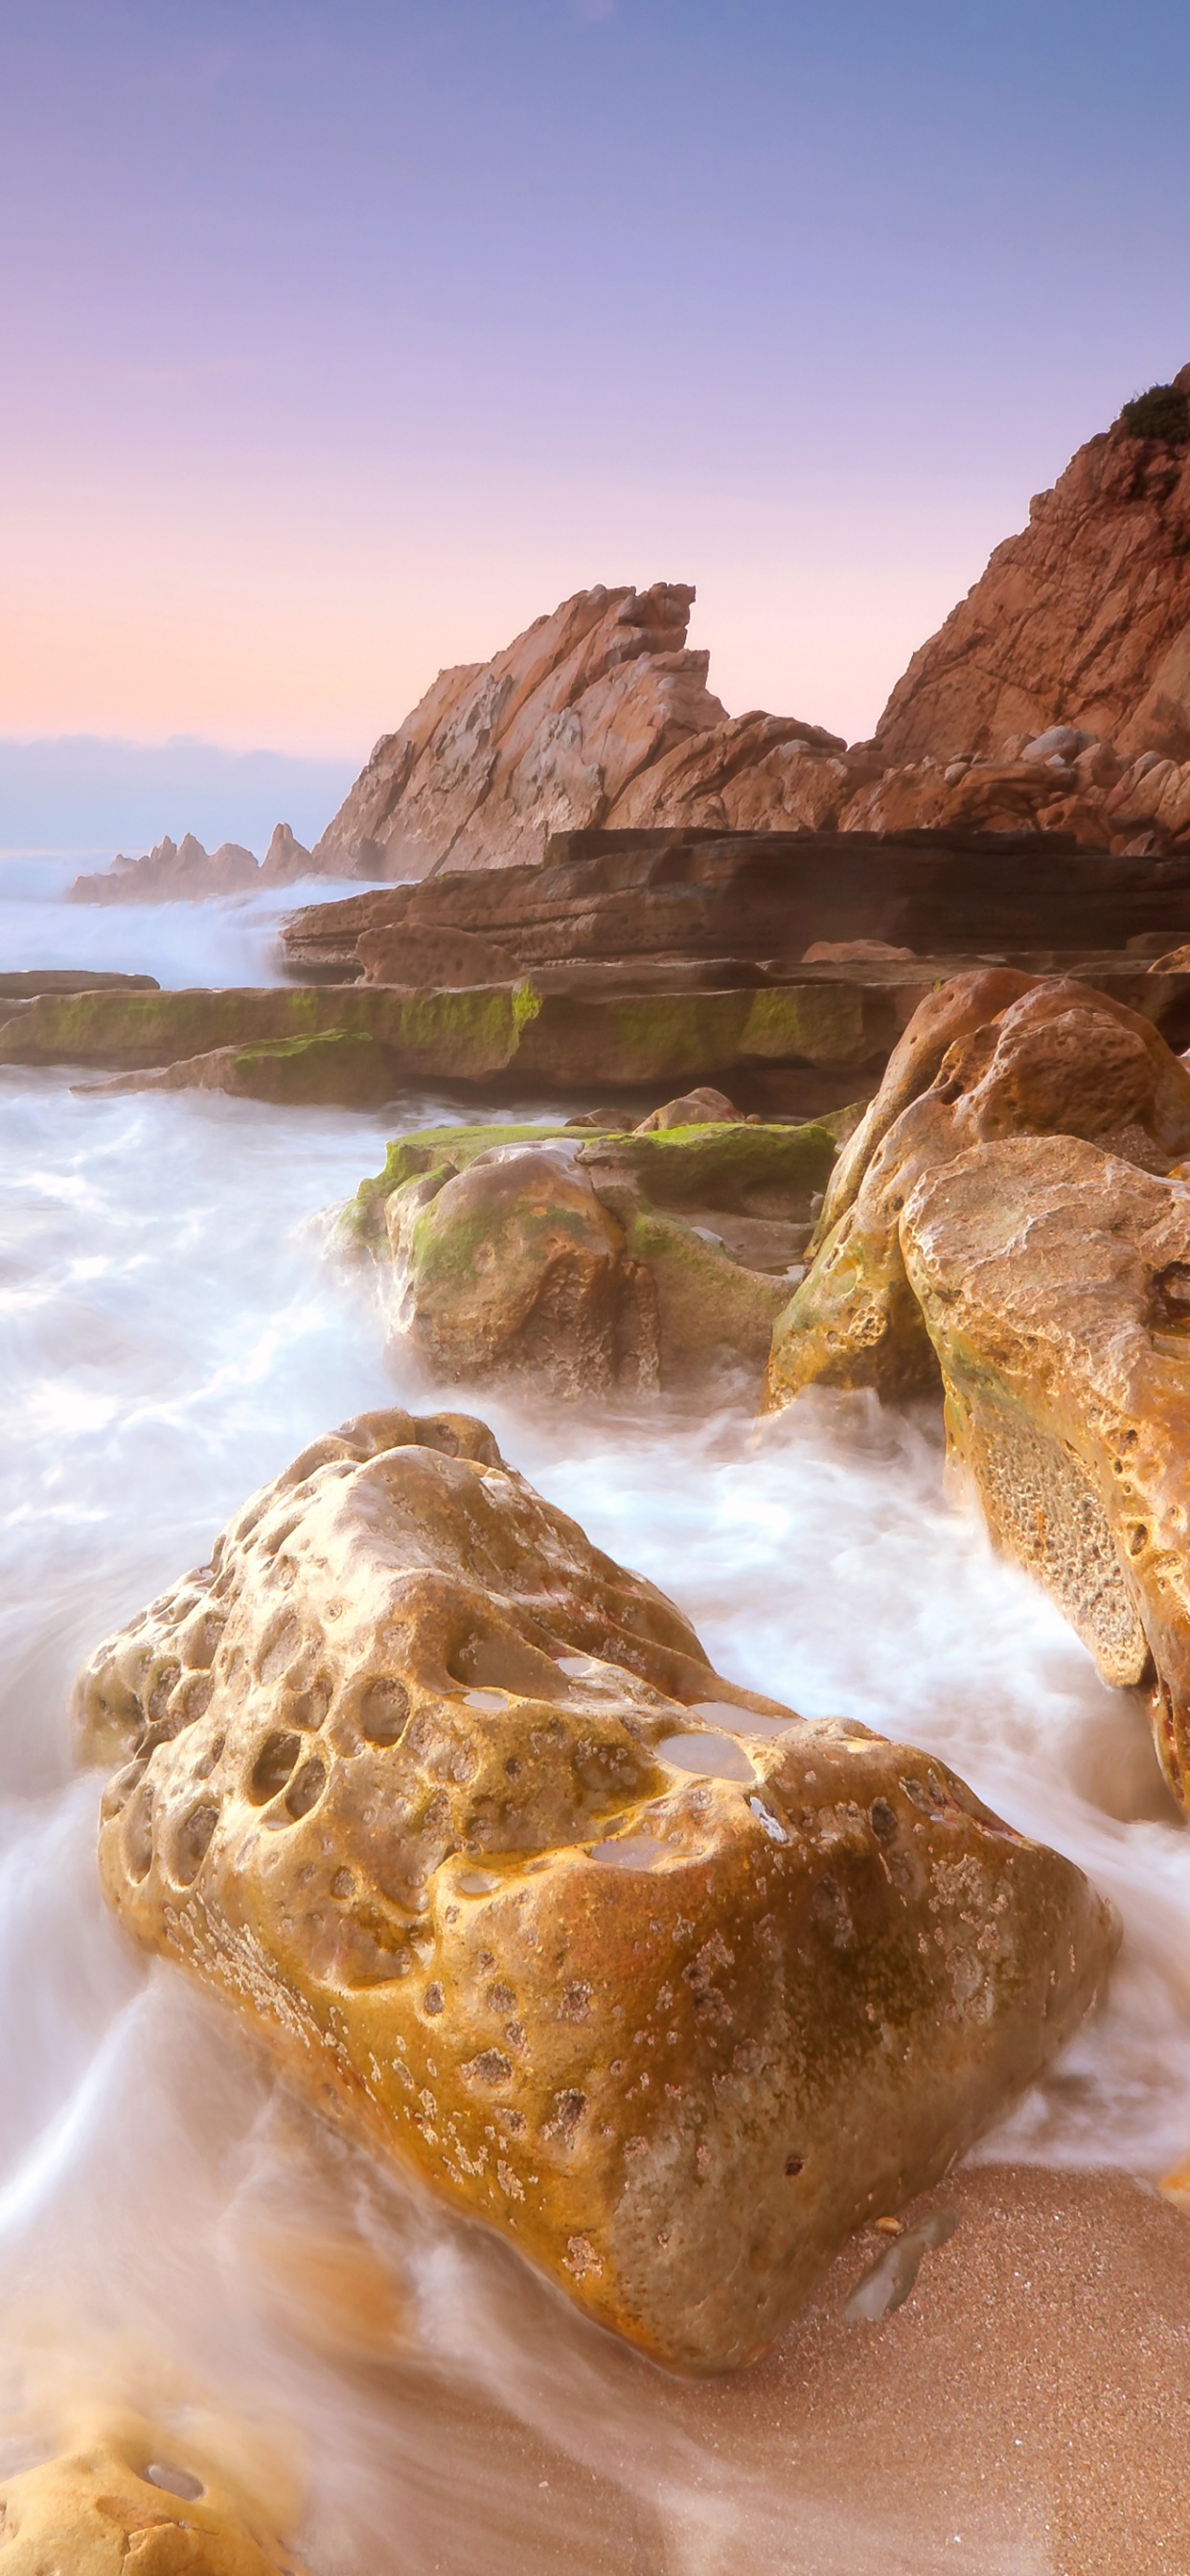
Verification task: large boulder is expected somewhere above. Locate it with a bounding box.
[74,1410,1115,2374]
[0,2419,305,2574]
[359,1116,839,1394]
[873,369,1190,765]
[902,1133,1190,1807]
[767,974,1190,1409]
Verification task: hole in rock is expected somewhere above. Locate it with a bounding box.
[285,1672,333,1729]
[785,2154,804,2176]
[359,1676,410,1743]
[175,1672,215,1727]
[455,1869,499,1895]
[286,1756,328,1820]
[249,1731,302,1804]
[588,1834,671,1870]
[143,2463,204,2501]
[555,1654,601,1678]
[657,1731,755,1783]
[147,1663,181,1724]
[258,1612,302,1684]
[687,1697,794,1741]
[869,1798,898,1842]
[173,1803,218,1885]
[450,1630,565,1699]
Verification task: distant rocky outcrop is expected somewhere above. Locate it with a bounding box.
[873,368,1190,766]
[68,821,313,906]
[310,582,844,880]
[61,371,1190,902]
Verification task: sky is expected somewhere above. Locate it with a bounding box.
[2,0,1190,833]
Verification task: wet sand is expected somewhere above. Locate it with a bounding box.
[240,2151,1190,2575]
[646,2161,1190,2576]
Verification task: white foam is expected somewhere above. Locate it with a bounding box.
[1,1064,1188,2566]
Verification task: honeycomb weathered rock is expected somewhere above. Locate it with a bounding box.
[75,1410,1116,2372]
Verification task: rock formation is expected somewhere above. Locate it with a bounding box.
[67,822,314,907]
[873,370,1190,767]
[0,2419,306,2574]
[310,582,843,882]
[359,1114,837,1394]
[768,973,1190,1408]
[81,1029,404,1112]
[74,1409,1114,2374]
[68,834,262,906]
[766,971,1190,1805]
[902,1133,1190,1804]
[279,831,1190,988]
[59,378,1190,901]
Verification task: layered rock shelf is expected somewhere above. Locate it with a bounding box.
[10,953,1190,1114]
[279,829,1190,984]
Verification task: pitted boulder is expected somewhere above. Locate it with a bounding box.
[901,1134,1190,1806]
[75,1410,1115,2373]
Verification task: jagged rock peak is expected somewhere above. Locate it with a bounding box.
[874,362,1190,767]
[311,581,843,882]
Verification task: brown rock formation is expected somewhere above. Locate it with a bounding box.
[0,2419,305,2574]
[68,834,262,906]
[278,831,1190,989]
[767,973,1190,1412]
[75,1410,1113,2374]
[369,1118,830,1395]
[874,368,1190,766]
[259,821,313,884]
[310,584,842,881]
[902,1133,1190,1806]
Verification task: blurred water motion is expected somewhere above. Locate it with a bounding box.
[1,890,1189,2569]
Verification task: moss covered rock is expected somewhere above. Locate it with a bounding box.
[79,1030,403,1110]
[75,1409,1116,2373]
[354,1115,839,1394]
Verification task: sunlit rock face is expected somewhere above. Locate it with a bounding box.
[767,973,1190,1410]
[74,1412,1115,2375]
[0,2422,305,2574]
[873,369,1190,766]
[311,580,842,881]
[902,1134,1190,1809]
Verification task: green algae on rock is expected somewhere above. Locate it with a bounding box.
[74,1408,1118,2375]
[352,1114,840,1393]
[79,1029,404,1111]
[0,972,904,1094]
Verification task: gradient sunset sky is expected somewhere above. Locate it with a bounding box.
[3,0,1189,765]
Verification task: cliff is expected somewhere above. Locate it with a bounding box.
[874,369,1190,765]
[310,581,843,881]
